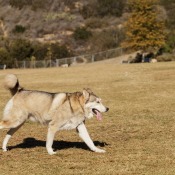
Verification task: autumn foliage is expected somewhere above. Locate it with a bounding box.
[122,0,166,51]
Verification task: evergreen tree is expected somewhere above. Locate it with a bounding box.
[122,0,166,51]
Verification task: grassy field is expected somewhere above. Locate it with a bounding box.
[0,61,175,175]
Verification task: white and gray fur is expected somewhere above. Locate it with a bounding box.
[0,74,109,155]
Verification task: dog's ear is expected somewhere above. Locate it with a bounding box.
[83,88,90,100]
[86,88,92,94]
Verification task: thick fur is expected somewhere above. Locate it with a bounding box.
[4,74,21,96]
[0,74,109,155]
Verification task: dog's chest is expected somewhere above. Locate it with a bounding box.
[60,117,84,130]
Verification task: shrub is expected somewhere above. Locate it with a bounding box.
[12,25,26,34]
[166,31,175,51]
[85,18,108,29]
[9,0,26,9]
[156,53,175,62]
[10,39,34,61]
[73,27,92,41]
[160,0,175,29]
[50,43,73,59]
[89,29,124,52]
[0,48,13,68]
[80,0,126,19]
[9,0,47,10]
[80,1,98,19]
[63,0,77,9]
[32,42,48,60]
[97,0,126,17]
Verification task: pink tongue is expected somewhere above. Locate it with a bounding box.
[95,110,102,121]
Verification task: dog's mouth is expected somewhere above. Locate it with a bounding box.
[92,108,102,121]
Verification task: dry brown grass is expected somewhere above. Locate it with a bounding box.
[0,62,175,175]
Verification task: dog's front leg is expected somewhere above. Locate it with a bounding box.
[77,122,105,153]
[46,126,57,155]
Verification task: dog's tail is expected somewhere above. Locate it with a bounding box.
[4,74,21,96]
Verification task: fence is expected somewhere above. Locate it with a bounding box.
[13,47,124,69]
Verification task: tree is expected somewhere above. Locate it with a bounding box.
[10,39,34,61]
[50,43,72,60]
[73,27,92,41]
[0,47,13,67]
[122,0,166,51]
[32,42,48,60]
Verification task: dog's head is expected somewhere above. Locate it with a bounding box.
[83,88,109,120]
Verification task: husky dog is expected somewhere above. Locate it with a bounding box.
[0,74,109,155]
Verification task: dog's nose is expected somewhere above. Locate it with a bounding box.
[106,107,109,112]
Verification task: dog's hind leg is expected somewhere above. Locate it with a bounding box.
[2,122,25,152]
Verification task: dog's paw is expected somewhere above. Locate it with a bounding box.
[47,148,57,155]
[2,148,8,152]
[48,151,57,155]
[94,148,106,153]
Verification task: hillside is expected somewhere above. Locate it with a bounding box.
[0,0,175,66]
[0,0,127,54]
[0,1,85,51]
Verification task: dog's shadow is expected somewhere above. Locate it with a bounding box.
[8,138,108,151]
